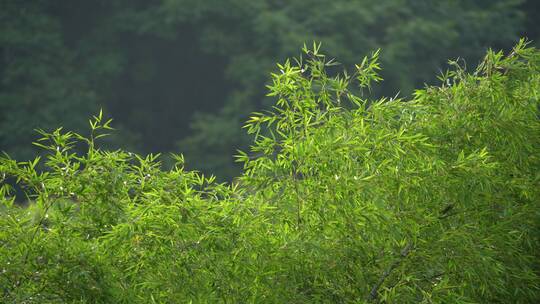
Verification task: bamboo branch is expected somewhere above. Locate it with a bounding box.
[368,242,412,302]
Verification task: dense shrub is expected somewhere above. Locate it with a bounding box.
[1,40,539,303]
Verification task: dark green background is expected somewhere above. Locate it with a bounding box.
[1,0,538,179]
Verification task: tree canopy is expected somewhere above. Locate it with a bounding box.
[1,40,539,303]
[1,0,538,179]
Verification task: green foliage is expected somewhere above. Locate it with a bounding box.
[2,0,535,179]
[174,0,532,178]
[0,1,101,161]
[1,41,539,303]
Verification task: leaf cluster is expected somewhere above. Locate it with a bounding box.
[1,40,539,303]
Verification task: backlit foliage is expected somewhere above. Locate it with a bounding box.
[1,40,539,303]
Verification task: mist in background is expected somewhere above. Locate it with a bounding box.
[1,0,538,180]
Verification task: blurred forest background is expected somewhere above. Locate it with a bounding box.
[1,0,539,180]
